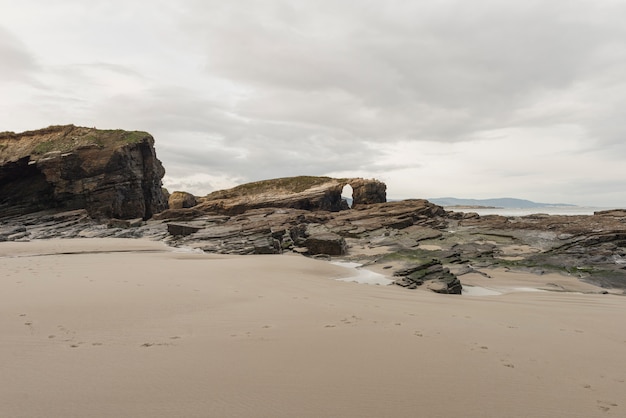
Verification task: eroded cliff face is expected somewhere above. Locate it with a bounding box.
[0,125,168,219]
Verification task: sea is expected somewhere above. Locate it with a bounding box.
[446,206,621,217]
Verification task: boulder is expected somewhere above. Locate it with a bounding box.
[168,191,197,209]
[304,233,347,256]
[393,259,462,294]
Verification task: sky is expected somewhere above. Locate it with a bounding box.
[1,0,625,207]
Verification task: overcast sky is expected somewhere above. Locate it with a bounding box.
[1,0,625,207]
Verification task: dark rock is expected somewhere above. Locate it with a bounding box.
[252,236,281,254]
[393,259,441,277]
[392,259,461,294]
[167,223,203,237]
[108,218,143,229]
[349,178,387,207]
[426,275,463,294]
[0,125,167,220]
[304,233,347,256]
[152,207,214,221]
[0,225,26,241]
[594,209,626,217]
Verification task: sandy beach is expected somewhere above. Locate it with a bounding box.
[1,239,625,417]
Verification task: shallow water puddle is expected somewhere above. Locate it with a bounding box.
[331,261,394,286]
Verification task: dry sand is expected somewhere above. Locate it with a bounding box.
[1,239,625,418]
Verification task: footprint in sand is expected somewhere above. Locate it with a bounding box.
[597,400,618,412]
[141,342,172,347]
[324,324,336,328]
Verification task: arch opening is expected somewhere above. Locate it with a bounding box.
[341,184,353,209]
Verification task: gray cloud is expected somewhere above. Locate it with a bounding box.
[178,0,626,143]
[1,0,625,206]
[0,26,40,85]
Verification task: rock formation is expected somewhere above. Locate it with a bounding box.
[0,125,167,219]
[393,259,463,294]
[168,191,197,209]
[157,176,386,217]
[1,129,624,295]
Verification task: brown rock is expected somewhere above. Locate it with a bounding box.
[304,233,347,256]
[168,191,197,209]
[187,176,386,216]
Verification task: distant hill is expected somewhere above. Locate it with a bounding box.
[428,197,576,209]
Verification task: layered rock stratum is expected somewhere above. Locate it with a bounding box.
[0,125,167,219]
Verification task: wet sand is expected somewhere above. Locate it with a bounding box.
[1,239,625,417]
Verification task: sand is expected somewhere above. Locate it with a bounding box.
[1,239,625,418]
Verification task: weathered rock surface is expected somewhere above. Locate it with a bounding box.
[160,199,446,257]
[168,191,197,209]
[1,161,625,293]
[0,125,167,219]
[393,259,463,294]
[440,210,626,290]
[0,209,169,242]
[179,175,386,215]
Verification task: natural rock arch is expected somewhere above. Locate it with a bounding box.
[341,184,353,208]
[343,178,386,208]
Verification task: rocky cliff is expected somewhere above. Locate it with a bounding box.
[0,125,168,219]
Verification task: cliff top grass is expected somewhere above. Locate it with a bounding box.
[205,175,348,199]
[0,125,152,161]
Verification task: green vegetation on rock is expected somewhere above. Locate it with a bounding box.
[27,127,150,156]
[378,248,441,265]
[207,176,344,199]
[33,141,57,155]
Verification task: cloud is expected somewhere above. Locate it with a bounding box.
[0,25,40,85]
[177,0,626,142]
[0,0,625,206]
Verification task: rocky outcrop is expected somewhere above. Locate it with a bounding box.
[156,199,445,256]
[0,125,167,219]
[168,191,197,209]
[350,178,387,207]
[0,209,169,242]
[161,176,386,216]
[393,260,462,294]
